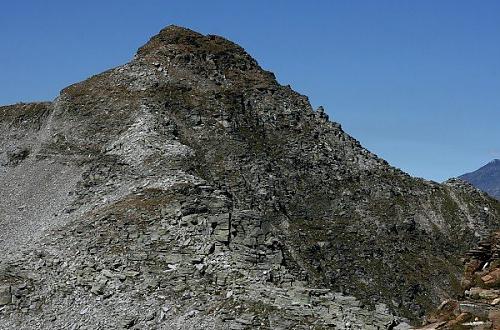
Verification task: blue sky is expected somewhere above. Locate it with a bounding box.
[1,1,499,181]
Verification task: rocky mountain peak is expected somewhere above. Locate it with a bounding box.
[138,25,240,54]
[1,26,500,329]
[135,25,275,89]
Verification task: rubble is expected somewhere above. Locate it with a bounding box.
[419,231,500,329]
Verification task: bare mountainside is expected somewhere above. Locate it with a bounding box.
[1,26,499,329]
[460,160,500,200]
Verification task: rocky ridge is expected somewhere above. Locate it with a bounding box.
[460,160,500,200]
[0,26,500,329]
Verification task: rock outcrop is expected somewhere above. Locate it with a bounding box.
[419,231,500,329]
[1,26,500,329]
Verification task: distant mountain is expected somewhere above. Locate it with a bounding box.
[460,159,500,199]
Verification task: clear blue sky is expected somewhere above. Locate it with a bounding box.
[1,1,499,182]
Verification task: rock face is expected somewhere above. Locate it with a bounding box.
[460,160,500,200]
[0,286,11,306]
[0,25,499,329]
[419,231,500,329]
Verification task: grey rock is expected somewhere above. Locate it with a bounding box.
[0,25,498,330]
[0,286,11,306]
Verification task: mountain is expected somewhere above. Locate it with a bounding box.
[460,160,500,199]
[1,26,499,329]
